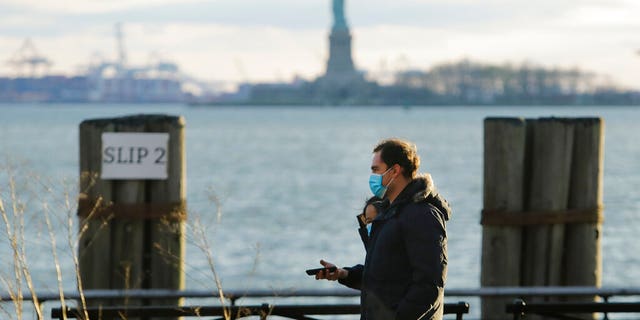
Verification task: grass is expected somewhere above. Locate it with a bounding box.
[1,161,45,319]
[0,159,265,320]
[0,159,94,320]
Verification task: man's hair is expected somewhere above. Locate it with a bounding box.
[373,138,420,179]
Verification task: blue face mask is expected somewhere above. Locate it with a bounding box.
[366,224,373,236]
[369,167,393,198]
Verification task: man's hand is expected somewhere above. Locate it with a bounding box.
[315,259,348,281]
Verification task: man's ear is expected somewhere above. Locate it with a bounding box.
[397,164,406,178]
[392,164,401,177]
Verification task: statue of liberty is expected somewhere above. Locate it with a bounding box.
[332,0,348,30]
[323,0,358,85]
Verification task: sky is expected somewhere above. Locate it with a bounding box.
[1,0,640,89]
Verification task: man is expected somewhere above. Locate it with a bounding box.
[317,138,451,320]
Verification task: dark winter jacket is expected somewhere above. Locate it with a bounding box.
[339,174,451,320]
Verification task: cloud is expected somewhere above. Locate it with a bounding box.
[3,0,637,37]
[134,23,327,82]
[0,0,330,31]
[0,0,639,87]
[562,4,640,28]
[0,0,203,14]
[352,15,640,87]
[0,22,327,82]
[349,0,588,29]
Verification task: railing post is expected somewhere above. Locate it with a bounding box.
[511,299,526,320]
[260,303,270,320]
[456,301,469,320]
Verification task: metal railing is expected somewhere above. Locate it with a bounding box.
[3,287,640,320]
[51,302,471,320]
[6,286,639,302]
[506,299,640,320]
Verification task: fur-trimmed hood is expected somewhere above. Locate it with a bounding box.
[396,173,451,221]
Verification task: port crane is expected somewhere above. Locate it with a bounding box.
[5,38,52,77]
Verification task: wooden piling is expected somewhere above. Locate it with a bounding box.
[110,120,147,307]
[564,118,603,287]
[147,116,186,320]
[78,120,114,307]
[481,116,604,320]
[522,118,574,290]
[563,118,604,319]
[78,115,186,317]
[480,118,527,319]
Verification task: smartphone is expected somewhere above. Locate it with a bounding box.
[305,266,337,276]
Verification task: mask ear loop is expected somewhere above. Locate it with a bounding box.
[384,165,398,187]
[380,165,397,198]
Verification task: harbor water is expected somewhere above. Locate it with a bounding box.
[1,104,639,317]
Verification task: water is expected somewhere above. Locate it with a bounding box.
[1,104,639,318]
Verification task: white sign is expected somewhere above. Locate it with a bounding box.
[101,132,169,180]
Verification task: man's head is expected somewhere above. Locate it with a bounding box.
[372,138,420,179]
[369,139,420,202]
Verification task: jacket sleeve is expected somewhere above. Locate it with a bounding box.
[338,264,364,290]
[396,204,447,319]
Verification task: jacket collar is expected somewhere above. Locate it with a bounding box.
[377,173,451,221]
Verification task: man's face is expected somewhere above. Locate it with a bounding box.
[371,151,395,186]
[371,151,388,175]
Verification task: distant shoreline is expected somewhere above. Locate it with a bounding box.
[1,101,640,108]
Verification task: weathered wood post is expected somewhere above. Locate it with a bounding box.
[79,121,114,308]
[111,120,146,307]
[563,118,604,319]
[522,118,574,290]
[480,118,526,319]
[147,116,187,319]
[78,115,186,318]
[564,118,603,287]
[481,117,604,320]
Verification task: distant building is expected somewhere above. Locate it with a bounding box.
[84,60,184,103]
[0,27,187,103]
[0,75,89,103]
